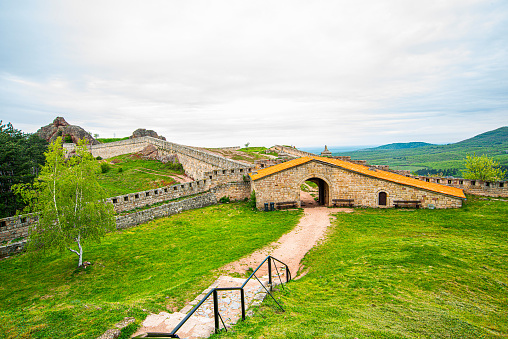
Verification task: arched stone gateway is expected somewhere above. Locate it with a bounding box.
[250,156,465,209]
[301,176,330,206]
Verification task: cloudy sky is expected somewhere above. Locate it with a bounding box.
[1,0,507,148]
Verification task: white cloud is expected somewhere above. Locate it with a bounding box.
[1,0,507,147]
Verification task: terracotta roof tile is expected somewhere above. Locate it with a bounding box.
[250,156,466,199]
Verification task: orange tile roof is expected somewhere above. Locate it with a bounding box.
[250,156,466,199]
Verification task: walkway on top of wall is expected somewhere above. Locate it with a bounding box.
[250,156,466,199]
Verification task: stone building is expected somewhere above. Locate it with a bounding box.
[320,145,332,157]
[250,156,465,209]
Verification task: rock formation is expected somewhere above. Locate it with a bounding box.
[37,117,99,145]
[130,128,166,141]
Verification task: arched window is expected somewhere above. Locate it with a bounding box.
[378,192,387,206]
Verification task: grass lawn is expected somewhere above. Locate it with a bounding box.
[216,196,508,338]
[97,154,185,196]
[0,203,302,339]
[96,137,130,143]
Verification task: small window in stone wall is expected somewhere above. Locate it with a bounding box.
[471,181,476,186]
[164,188,168,193]
[124,196,129,201]
[155,190,158,195]
[174,186,178,191]
[113,198,118,203]
[485,182,490,187]
[146,192,150,197]
[436,179,440,183]
[426,178,430,182]
[189,183,192,187]
[500,182,505,188]
[135,194,139,199]
[448,180,452,184]
[21,217,27,223]
[459,180,463,185]
[240,169,243,173]
[0,220,6,228]
[223,170,226,174]
[209,176,213,179]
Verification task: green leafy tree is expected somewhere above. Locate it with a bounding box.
[0,121,48,218]
[14,137,115,266]
[462,153,506,181]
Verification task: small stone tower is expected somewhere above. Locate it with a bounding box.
[320,145,332,157]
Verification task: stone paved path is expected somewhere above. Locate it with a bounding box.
[133,202,348,338]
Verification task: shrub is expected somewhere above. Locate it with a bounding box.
[96,156,103,160]
[247,190,256,209]
[118,167,123,173]
[219,196,231,203]
[100,163,110,173]
[64,135,73,143]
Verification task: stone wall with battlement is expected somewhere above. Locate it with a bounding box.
[211,182,251,201]
[0,193,219,258]
[108,167,252,213]
[79,137,253,180]
[411,176,508,197]
[89,138,150,158]
[0,213,37,244]
[115,192,217,229]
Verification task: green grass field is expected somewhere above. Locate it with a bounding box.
[97,154,185,196]
[96,137,130,143]
[216,196,508,338]
[0,203,302,339]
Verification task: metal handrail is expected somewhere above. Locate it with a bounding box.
[135,256,291,338]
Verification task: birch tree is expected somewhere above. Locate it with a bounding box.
[14,137,115,267]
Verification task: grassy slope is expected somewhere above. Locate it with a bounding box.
[217,196,508,338]
[97,154,184,196]
[336,127,508,172]
[204,147,277,164]
[0,203,302,339]
[96,137,130,143]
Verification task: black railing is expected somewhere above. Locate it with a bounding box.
[134,256,291,338]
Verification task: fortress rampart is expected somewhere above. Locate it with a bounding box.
[87,137,253,180]
[273,145,316,157]
[411,176,507,198]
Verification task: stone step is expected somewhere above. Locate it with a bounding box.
[133,273,286,338]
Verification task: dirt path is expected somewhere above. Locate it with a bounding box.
[222,200,351,278]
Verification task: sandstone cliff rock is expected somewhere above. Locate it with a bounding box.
[130,128,166,141]
[37,117,99,145]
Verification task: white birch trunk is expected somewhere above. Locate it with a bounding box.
[68,234,83,267]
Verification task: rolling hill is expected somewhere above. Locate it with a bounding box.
[334,127,508,175]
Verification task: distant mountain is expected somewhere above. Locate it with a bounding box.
[361,142,434,151]
[333,127,508,174]
[454,126,508,147]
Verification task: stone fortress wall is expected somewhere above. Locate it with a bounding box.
[108,167,252,213]
[0,138,254,257]
[2,137,507,258]
[273,145,316,158]
[411,176,507,198]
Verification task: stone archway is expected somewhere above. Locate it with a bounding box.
[300,176,330,207]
